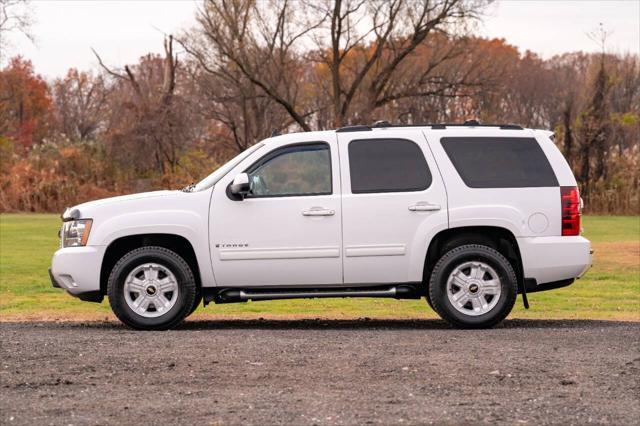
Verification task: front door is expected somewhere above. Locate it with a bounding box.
[337,129,449,284]
[209,134,343,287]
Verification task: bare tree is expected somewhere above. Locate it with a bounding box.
[93,36,184,173]
[313,0,490,126]
[52,69,110,141]
[578,25,612,193]
[0,0,34,58]
[184,0,489,131]
[180,0,324,132]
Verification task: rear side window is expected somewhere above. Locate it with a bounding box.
[348,138,431,193]
[440,137,558,188]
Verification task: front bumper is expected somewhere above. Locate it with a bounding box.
[48,267,61,288]
[50,246,106,301]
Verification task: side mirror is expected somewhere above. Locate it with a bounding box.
[230,173,250,199]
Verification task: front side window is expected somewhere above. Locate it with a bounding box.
[348,138,432,193]
[246,143,332,197]
[440,137,558,188]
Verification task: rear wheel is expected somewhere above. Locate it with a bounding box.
[107,246,196,330]
[428,244,517,329]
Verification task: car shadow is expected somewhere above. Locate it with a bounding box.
[174,318,635,331]
[3,318,635,331]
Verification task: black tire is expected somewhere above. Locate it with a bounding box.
[428,244,517,329]
[425,289,434,310]
[107,246,196,330]
[188,291,203,317]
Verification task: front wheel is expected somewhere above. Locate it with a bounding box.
[107,246,196,330]
[428,244,517,329]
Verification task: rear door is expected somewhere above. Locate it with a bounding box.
[337,129,448,284]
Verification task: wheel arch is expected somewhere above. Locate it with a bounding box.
[423,226,524,290]
[100,234,201,295]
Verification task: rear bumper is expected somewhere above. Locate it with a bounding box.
[524,278,575,293]
[50,246,106,301]
[517,236,592,285]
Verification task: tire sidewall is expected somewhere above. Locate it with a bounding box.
[108,247,195,330]
[430,245,517,328]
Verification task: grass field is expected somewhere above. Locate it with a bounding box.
[1,214,638,321]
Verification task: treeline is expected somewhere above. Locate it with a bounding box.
[0,0,638,214]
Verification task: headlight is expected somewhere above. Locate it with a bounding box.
[61,219,93,247]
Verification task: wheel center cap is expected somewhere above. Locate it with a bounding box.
[468,283,479,294]
[146,285,157,296]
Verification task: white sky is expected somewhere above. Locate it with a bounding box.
[1,0,639,80]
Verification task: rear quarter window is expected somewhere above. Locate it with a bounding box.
[440,137,558,188]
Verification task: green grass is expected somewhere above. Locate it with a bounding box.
[1,214,638,321]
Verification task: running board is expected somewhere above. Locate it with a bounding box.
[204,284,422,305]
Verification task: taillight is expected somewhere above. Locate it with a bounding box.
[561,186,581,236]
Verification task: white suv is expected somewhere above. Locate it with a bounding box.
[50,122,592,330]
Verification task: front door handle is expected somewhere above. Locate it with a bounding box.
[302,207,335,216]
[408,203,441,212]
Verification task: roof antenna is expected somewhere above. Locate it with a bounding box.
[271,128,281,137]
[463,119,480,126]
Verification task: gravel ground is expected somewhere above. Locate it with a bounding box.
[1,319,639,425]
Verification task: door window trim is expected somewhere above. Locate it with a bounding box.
[240,141,333,199]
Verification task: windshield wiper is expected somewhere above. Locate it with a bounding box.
[181,183,196,192]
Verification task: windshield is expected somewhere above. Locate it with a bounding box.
[194,143,264,192]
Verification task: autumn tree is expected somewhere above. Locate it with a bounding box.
[0,56,52,148]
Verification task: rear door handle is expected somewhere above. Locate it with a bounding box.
[408,203,441,212]
[302,207,335,216]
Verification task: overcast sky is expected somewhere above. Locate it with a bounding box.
[1,0,639,79]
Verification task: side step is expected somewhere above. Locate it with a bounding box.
[204,285,422,305]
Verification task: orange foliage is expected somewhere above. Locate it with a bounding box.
[0,57,53,149]
[0,140,121,212]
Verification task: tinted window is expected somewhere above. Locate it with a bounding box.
[349,139,431,193]
[247,143,331,197]
[440,137,558,188]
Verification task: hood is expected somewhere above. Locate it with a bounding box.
[63,190,181,220]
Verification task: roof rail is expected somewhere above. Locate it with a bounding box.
[336,122,524,132]
[372,120,392,128]
[431,123,524,130]
[336,125,372,133]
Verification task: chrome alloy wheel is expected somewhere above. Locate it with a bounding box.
[124,263,179,318]
[446,261,501,316]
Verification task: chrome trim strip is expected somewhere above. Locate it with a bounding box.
[345,244,406,257]
[219,246,340,261]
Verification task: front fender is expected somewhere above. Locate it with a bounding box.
[91,210,215,287]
